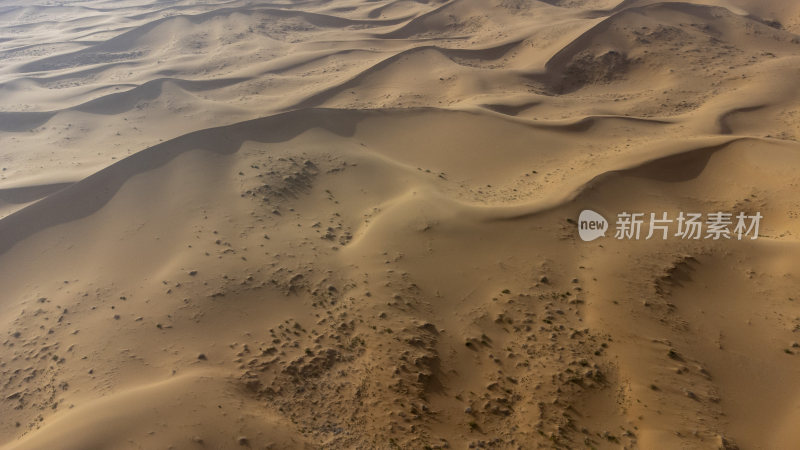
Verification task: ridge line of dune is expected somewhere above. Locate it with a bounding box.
[0,104,784,252]
[482,136,751,221]
[2,369,248,450]
[14,5,417,74]
[0,101,776,256]
[543,1,786,79]
[287,39,525,110]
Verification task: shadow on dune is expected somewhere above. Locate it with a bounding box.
[0,77,249,131]
[0,108,359,255]
[0,183,73,205]
[17,5,412,73]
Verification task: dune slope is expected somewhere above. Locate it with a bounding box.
[1,0,800,448]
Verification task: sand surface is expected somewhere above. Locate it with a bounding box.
[1,0,800,448]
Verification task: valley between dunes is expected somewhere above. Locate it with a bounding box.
[1,0,800,448]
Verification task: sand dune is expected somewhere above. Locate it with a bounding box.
[1,0,800,448]
[6,371,309,450]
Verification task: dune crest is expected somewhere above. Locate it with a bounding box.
[2,0,800,448]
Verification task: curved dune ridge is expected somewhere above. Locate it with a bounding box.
[1,0,800,448]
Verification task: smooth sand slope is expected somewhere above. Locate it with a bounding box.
[1,0,800,448]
